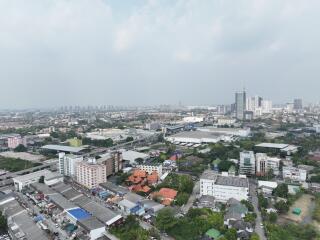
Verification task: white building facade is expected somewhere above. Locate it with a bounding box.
[137,164,163,176]
[282,166,307,182]
[200,171,249,203]
[58,152,83,177]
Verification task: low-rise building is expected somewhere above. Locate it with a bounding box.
[282,166,307,182]
[137,163,163,176]
[13,170,63,191]
[200,171,249,203]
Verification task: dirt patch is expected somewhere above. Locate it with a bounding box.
[280,194,314,223]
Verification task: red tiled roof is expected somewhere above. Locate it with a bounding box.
[133,170,147,178]
[158,188,178,200]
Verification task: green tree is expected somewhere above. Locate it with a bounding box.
[224,228,237,240]
[0,212,7,232]
[134,158,144,165]
[241,200,254,212]
[218,160,234,172]
[14,144,27,152]
[244,213,257,224]
[250,233,260,240]
[258,193,268,209]
[126,136,134,142]
[175,192,190,206]
[274,200,289,214]
[155,208,177,231]
[273,183,288,198]
[149,227,161,240]
[267,212,278,223]
[38,176,45,183]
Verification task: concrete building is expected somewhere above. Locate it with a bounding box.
[294,98,303,110]
[7,136,26,149]
[235,91,246,120]
[255,153,280,176]
[76,158,107,189]
[13,170,63,191]
[255,143,298,156]
[282,166,307,182]
[0,197,50,240]
[122,150,149,165]
[182,116,204,123]
[197,127,251,137]
[200,171,249,202]
[239,151,256,176]
[217,117,236,126]
[58,152,83,177]
[98,151,123,177]
[137,163,163,176]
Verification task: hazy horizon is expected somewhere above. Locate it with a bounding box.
[1,0,320,108]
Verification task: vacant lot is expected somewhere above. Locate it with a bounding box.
[0,157,42,172]
[0,151,45,162]
[281,194,315,223]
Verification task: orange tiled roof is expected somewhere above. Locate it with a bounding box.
[147,172,159,184]
[158,188,178,200]
[162,199,173,206]
[133,170,147,178]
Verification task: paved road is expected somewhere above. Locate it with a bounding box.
[138,220,173,240]
[181,180,199,214]
[249,179,267,240]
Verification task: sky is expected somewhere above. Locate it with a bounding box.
[0,0,320,109]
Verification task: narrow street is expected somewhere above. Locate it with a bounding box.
[249,180,267,240]
[181,180,199,214]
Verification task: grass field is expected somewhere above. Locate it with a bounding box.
[0,156,42,172]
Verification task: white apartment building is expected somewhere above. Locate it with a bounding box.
[58,152,83,177]
[76,158,107,189]
[239,151,256,176]
[256,153,280,176]
[200,171,249,203]
[137,163,163,176]
[282,166,307,182]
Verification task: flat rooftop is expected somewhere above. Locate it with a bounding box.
[255,143,289,149]
[67,208,91,221]
[41,144,86,153]
[200,170,218,181]
[216,175,249,188]
[169,131,226,139]
[13,170,61,183]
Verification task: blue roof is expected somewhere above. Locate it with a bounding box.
[67,208,91,220]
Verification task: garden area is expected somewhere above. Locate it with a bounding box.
[109,215,159,240]
[155,173,194,206]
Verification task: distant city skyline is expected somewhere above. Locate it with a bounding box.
[1,0,320,108]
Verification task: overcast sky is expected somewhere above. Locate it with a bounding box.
[0,0,320,109]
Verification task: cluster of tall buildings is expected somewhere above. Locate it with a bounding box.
[234,90,273,120]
